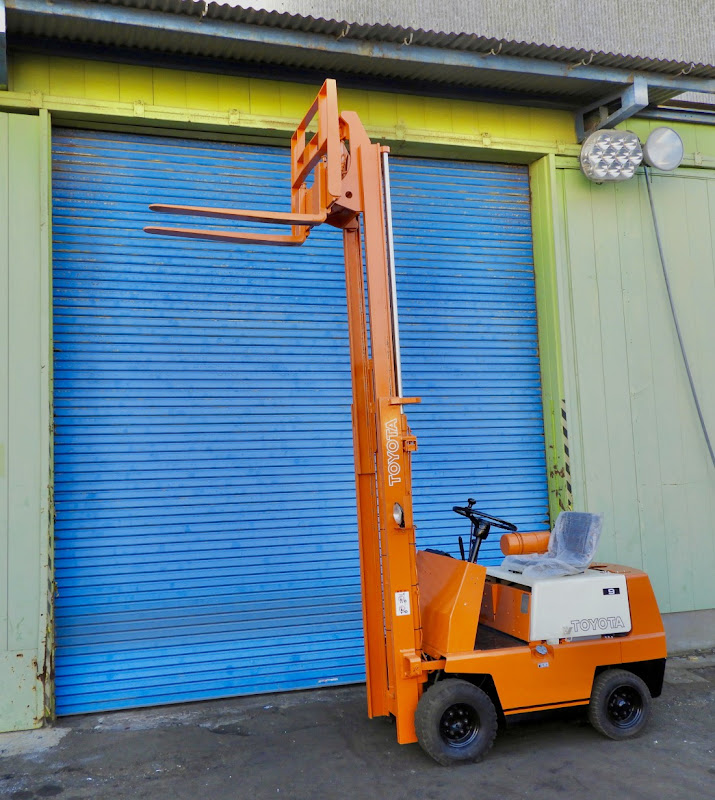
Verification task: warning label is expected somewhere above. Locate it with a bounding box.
[395,591,411,617]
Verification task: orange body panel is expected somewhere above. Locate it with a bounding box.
[417,551,486,657]
[445,639,623,712]
[479,579,531,641]
[447,564,666,713]
[500,530,551,556]
[593,564,667,664]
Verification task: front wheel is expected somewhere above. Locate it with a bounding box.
[415,679,498,766]
[588,669,652,740]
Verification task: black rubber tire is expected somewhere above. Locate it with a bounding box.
[588,669,652,740]
[415,679,498,766]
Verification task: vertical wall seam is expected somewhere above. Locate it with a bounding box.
[1,112,9,653]
[38,108,54,721]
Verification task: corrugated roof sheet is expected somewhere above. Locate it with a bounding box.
[91,0,714,74]
[5,0,714,108]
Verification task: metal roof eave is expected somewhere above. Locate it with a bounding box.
[5,0,715,107]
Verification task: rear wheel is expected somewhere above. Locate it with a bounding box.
[589,669,652,740]
[415,679,497,766]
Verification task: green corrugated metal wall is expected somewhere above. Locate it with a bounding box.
[556,165,715,614]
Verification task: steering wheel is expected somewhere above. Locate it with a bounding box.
[452,499,517,532]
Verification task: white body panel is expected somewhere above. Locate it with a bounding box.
[486,567,632,642]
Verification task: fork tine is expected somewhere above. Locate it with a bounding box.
[149,204,325,227]
[143,225,309,246]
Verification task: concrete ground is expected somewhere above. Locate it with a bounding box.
[1,651,713,800]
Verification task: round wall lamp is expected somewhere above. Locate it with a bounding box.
[642,127,684,171]
[579,126,684,183]
[579,129,643,182]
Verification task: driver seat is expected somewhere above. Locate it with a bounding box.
[501,511,603,578]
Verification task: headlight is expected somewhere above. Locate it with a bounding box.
[393,503,405,528]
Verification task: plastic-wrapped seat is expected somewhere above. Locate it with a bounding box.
[500,511,603,579]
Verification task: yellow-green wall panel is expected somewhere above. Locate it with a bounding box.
[396,93,426,129]
[423,95,453,132]
[118,64,154,105]
[627,118,715,162]
[450,99,480,136]
[84,61,121,102]
[529,155,571,522]
[153,67,187,108]
[366,89,399,129]
[217,74,250,112]
[274,81,317,120]
[0,111,53,732]
[186,72,220,111]
[13,53,50,95]
[556,165,715,614]
[473,102,503,137]
[0,115,8,658]
[8,53,579,152]
[502,104,531,141]
[337,87,370,116]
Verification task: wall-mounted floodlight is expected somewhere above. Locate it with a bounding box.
[579,129,643,182]
[643,127,684,171]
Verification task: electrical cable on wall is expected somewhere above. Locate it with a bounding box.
[644,165,715,469]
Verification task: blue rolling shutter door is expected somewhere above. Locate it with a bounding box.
[52,131,360,714]
[52,130,548,715]
[390,158,550,560]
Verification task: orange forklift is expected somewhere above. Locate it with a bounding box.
[146,80,667,766]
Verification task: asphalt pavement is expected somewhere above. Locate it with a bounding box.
[1,650,713,800]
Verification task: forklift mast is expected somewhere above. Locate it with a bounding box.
[146,80,425,742]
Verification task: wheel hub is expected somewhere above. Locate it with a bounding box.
[440,703,479,746]
[607,687,643,727]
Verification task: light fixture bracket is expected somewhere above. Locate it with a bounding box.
[575,77,650,143]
